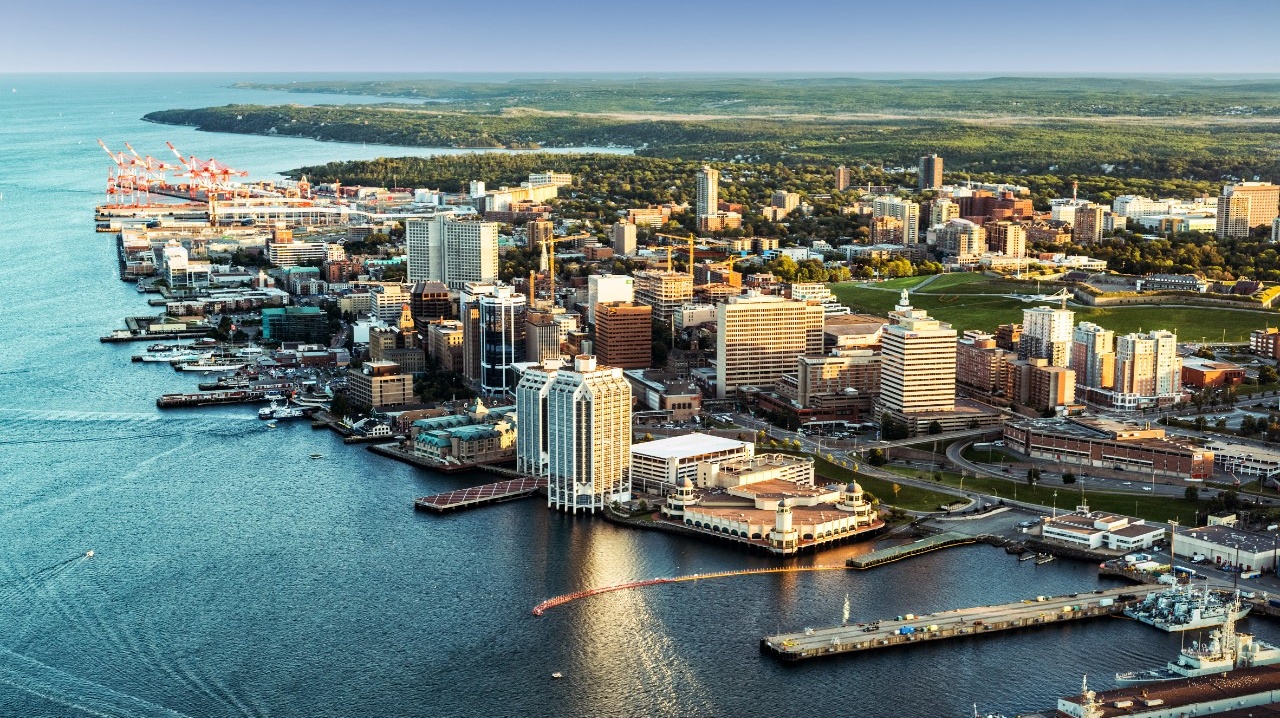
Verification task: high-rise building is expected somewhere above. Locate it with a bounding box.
[409,280,453,321]
[1216,182,1280,238]
[1073,204,1106,244]
[873,197,921,245]
[634,270,694,323]
[525,308,569,363]
[930,198,960,227]
[610,221,637,255]
[870,216,904,245]
[460,283,526,395]
[426,319,465,373]
[1150,329,1181,396]
[406,215,499,289]
[985,220,1027,258]
[594,302,652,370]
[771,190,801,214]
[1020,306,1074,367]
[918,154,943,190]
[956,331,1014,396]
[696,165,720,218]
[835,165,851,191]
[527,219,555,253]
[936,218,986,257]
[1116,333,1157,397]
[545,355,632,513]
[586,274,635,325]
[515,361,556,476]
[714,293,825,398]
[1071,322,1115,390]
[877,290,957,415]
[1273,217,1280,243]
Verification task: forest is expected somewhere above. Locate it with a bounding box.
[230,76,1280,118]
[145,103,1280,180]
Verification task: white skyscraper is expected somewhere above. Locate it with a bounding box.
[877,291,957,416]
[515,361,558,477]
[696,165,720,217]
[406,215,499,290]
[1020,306,1075,367]
[544,355,632,513]
[873,197,921,245]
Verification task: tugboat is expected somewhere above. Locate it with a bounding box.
[1116,593,1280,684]
[1124,582,1251,632]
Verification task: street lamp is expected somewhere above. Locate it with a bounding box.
[1053,491,1059,518]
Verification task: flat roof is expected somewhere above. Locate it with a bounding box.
[630,432,751,460]
[1181,524,1280,555]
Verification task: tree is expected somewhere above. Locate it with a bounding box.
[928,420,943,435]
[867,449,888,466]
[1062,471,1077,484]
[1261,365,1279,385]
[1026,467,1042,485]
[892,483,901,501]
[1185,486,1200,501]
[1194,415,1207,432]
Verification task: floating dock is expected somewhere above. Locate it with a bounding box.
[846,531,978,569]
[761,585,1150,662]
[156,390,273,408]
[413,478,545,512]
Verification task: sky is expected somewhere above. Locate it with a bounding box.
[4,0,1279,74]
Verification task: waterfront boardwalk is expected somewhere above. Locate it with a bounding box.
[846,531,978,569]
[762,585,1151,662]
[414,478,546,512]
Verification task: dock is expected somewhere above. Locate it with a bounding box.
[156,390,273,408]
[761,585,1150,662]
[846,531,978,569]
[413,477,545,512]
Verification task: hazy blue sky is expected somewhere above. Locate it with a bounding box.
[5,0,1279,74]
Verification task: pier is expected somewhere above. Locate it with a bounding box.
[156,390,273,408]
[761,585,1150,662]
[846,531,978,569]
[413,478,546,513]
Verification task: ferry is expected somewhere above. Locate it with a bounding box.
[1124,582,1251,632]
[258,401,306,420]
[1116,595,1280,684]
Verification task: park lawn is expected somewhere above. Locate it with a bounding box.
[830,281,1277,340]
[813,456,960,513]
[882,466,1200,524]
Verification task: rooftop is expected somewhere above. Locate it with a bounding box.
[631,433,751,460]
[1181,524,1280,555]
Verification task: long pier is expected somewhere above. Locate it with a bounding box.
[761,585,1150,662]
[532,565,851,616]
[846,531,978,569]
[413,477,546,513]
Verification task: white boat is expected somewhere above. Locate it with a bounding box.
[258,401,305,420]
[551,672,563,680]
[177,360,247,373]
[1116,594,1280,684]
[1124,582,1251,632]
[309,453,324,459]
[140,350,207,363]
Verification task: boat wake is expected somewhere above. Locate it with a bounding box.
[0,648,195,718]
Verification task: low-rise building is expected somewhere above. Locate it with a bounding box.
[629,433,754,493]
[1173,521,1280,571]
[696,453,813,488]
[1003,417,1213,480]
[1181,356,1246,388]
[1040,509,1165,551]
[410,399,516,469]
[347,360,414,409]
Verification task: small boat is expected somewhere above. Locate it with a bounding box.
[551,672,563,680]
[309,453,324,459]
[85,550,94,558]
[266,421,278,429]
[1018,552,1036,561]
[1035,554,1055,565]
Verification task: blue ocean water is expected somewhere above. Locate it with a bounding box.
[0,74,1270,717]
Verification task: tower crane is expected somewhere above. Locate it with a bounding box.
[543,233,592,304]
[654,232,698,283]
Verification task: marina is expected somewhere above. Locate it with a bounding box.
[761,585,1151,662]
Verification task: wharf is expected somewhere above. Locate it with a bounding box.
[366,443,483,473]
[761,585,1151,662]
[846,531,978,569]
[414,477,545,513]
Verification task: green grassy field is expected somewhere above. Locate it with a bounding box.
[831,275,1277,340]
[813,456,960,513]
[882,466,1201,523]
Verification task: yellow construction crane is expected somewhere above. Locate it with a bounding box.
[654,232,698,282]
[544,233,592,303]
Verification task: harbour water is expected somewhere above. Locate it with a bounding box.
[2,75,1277,717]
